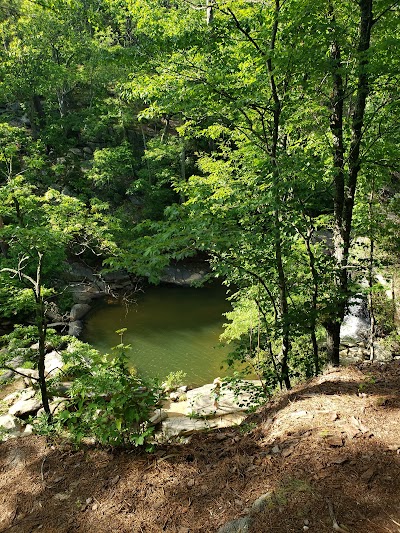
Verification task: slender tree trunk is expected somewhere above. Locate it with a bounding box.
[305,233,320,374]
[368,181,376,361]
[34,253,51,419]
[327,0,374,366]
[1,252,52,418]
[267,0,291,389]
[37,298,51,419]
[368,239,376,361]
[325,321,341,366]
[179,144,186,203]
[327,11,346,366]
[264,0,291,389]
[27,95,46,138]
[0,216,8,258]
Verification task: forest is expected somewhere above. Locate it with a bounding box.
[0,0,399,446]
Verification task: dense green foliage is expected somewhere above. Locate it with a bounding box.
[45,339,162,447]
[0,0,399,411]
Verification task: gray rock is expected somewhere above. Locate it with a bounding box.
[14,367,39,385]
[169,392,181,402]
[217,517,251,533]
[63,263,96,283]
[0,414,23,431]
[186,381,262,418]
[0,370,14,383]
[68,148,83,157]
[161,417,215,438]
[161,413,247,439]
[149,409,168,425]
[102,271,131,283]
[3,391,23,406]
[373,340,392,362]
[52,382,72,396]
[251,492,273,514]
[22,424,34,436]
[9,387,36,402]
[159,265,208,286]
[68,321,83,337]
[45,351,64,376]
[0,354,25,382]
[6,354,25,368]
[71,282,104,303]
[70,303,91,321]
[9,397,42,417]
[37,398,68,417]
[45,304,63,322]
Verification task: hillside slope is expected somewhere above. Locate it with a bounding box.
[1,362,400,532]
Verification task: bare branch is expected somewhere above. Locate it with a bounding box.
[372,1,399,26]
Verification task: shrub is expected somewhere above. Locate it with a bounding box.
[39,340,164,448]
[163,370,187,391]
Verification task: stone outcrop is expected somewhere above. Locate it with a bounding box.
[161,412,248,439]
[159,380,263,439]
[159,263,208,286]
[44,351,64,376]
[68,321,83,337]
[9,395,42,417]
[70,304,91,321]
[0,414,23,432]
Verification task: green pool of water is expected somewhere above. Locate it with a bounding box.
[82,284,232,387]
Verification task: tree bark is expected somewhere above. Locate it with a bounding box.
[327,0,374,366]
[34,253,51,419]
[325,321,341,366]
[267,0,291,390]
[0,216,9,258]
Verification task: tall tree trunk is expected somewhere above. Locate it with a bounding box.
[305,232,320,375]
[179,144,186,203]
[34,253,51,419]
[0,216,8,258]
[325,321,341,366]
[268,0,291,390]
[327,9,346,366]
[27,95,46,139]
[327,0,374,366]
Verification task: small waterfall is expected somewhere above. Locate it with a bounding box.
[340,296,370,344]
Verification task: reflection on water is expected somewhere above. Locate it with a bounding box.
[82,284,231,387]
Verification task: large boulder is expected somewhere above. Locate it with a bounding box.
[186,381,262,418]
[45,351,64,376]
[0,414,23,432]
[62,262,96,283]
[161,412,247,439]
[9,396,42,417]
[0,354,25,383]
[70,303,91,321]
[15,367,39,386]
[373,339,392,362]
[68,321,83,337]
[0,414,23,440]
[71,282,104,303]
[159,265,207,286]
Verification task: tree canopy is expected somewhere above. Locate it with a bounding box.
[0,0,399,390]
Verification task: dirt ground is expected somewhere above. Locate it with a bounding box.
[1,361,400,533]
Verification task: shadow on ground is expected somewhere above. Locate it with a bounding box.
[1,361,400,532]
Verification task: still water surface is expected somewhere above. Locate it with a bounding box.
[82,284,231,387]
